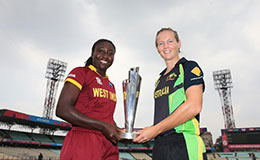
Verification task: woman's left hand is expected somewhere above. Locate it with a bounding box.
[133,126,159,143]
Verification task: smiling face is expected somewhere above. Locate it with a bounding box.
[92,41,115,76]
[156,30,181,62]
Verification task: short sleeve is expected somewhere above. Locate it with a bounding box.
[184,61,205,91]
[65,67,85,90]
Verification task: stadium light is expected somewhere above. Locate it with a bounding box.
[213,69,236,129]
[43,58,67,120]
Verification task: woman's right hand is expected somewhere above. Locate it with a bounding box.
[101,122,121,144]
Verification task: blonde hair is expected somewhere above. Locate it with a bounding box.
[155,27,180,47]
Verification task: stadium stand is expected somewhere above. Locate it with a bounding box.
[236,152,250,157]
[217,152,260,160]
[218,152,236,157]
[29,133,54,143]
[119,152,136,160]
[0,109,154,159]
[1,109,260,160]
[256,152,260,157]
[130,152,152,159]
[8,130,32,142]
[0,146,60,160]
[51,135,64,144]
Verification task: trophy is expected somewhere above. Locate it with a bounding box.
[121,67,142,139]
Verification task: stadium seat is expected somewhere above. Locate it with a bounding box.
[119,152,135,160]
[52,135,64,144]
[29,133,54,143]
[236,152,250,157]
[218,152,235,157]
[8,130,33,142]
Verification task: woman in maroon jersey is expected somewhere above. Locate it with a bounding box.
[56,39,121,160]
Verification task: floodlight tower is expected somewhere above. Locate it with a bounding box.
[213,69,235,129]
[43,58,67,119]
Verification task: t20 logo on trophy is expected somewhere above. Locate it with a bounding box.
[121,67,142,139]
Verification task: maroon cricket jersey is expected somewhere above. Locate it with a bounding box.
[60,65,119,160]
[65,65,117,124]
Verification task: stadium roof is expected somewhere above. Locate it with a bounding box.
[0,109,71,131]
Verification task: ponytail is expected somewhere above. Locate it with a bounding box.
[85,57,93,66]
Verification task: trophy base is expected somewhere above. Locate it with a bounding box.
[120,132,137,140]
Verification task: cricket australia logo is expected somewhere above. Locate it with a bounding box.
[166,72,177,81]
[96,77,103,85]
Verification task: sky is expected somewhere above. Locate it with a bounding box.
[1,0,260,143]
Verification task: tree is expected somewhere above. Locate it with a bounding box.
[214,136,224,152]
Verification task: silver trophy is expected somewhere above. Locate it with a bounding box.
[121,67,142,139]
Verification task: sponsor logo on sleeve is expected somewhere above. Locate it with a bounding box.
[191,67,201,76]
[191,67,203,81]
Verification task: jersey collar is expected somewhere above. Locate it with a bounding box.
[159,57,187,76]
[88,65,109,78]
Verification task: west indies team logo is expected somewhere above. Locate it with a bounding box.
[96,77,102,85]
